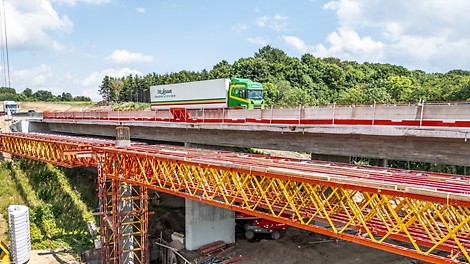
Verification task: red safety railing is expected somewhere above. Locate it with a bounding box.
[42,102,470,128]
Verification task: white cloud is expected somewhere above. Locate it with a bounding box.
[318,0,470,71]
[232,23,247,33]
[136,7,146,13]
[256,14,288,32]
[283,30,384,63]
[314,27,385,62]
[52,0,112,6]
[5,1,73,51]
[79,68,143,100]
[82,68,143,87]
[107,49,155,64]
[247,37,268,46]
[11,65,142,101]
[13,64,54,87]
[11,64,73,97]
[282,36,315,54]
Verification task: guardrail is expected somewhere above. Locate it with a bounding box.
[42,102,470,128]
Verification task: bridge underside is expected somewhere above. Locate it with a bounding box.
[42,121,470,166]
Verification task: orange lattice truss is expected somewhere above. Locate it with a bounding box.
[2,132,470,263]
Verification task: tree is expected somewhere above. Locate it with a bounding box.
[385,75,414,102]
[95,46,470,106]
[209,60,232,79]
[109,78,124,103]
[232,57,271,83]
[73,96,92,101]
[338,85,365,103]
[60,92,73,102]
[255,45,289,65]
[32,90,55,101]
[22,88,33,98]
[0,87,16,94]
[99,76,112,101]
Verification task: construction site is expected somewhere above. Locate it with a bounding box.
[2,102,470,263]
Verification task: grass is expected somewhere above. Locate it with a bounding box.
[113,102,151,110]
[53,101,96,106]
[0,160,98,254]
[0,163,30,242]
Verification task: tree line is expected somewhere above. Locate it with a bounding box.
[0,87,91,102]
[99,45,470,105]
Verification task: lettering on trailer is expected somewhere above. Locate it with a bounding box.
[154,88,175,99]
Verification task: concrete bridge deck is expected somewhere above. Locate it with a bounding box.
[16,102,470,166]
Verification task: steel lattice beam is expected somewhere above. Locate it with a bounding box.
[0,133,114,167]
[97,144,470,263]
[2,133,470,263]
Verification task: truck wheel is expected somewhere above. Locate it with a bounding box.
[244,223,252,230]
[271,231,281,240]
[245,230,255,240]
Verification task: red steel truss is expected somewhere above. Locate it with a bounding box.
[2,132,470,263]
[0,132,114,167]
[0,133,149,264]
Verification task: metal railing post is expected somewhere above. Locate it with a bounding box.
[270,105,273,125]
[332,102,336,125]
[419,100,425,127]
[372,102,376,126]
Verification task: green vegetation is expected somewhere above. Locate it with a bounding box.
[113,102,151,111]
[350,157,465,174]
[0,87,91,102]
[0,160,97,253]
[99,46,470,105]
[54,101,96,106]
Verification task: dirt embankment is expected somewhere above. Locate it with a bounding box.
[18,102,109,112]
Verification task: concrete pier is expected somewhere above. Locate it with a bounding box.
[185,198,235,250]
[311,153,350,163]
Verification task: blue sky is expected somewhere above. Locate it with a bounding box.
[3,0,470,101]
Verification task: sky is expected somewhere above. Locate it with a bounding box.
[2,0,470,101]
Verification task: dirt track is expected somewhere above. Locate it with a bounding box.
[229,228,412,264]
[18,102,105,112]
[29,250,77,264]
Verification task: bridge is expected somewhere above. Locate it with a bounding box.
[21,101,470,166]
[2,132,470,263]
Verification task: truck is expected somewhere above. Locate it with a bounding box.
[235,213,288,240]
[150,78,264,110]
[1,100,19,115]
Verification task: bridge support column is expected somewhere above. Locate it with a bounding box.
[183,142,235,250]
[183,142,239,152]
[98,126,149,264]
[185,199,235,250]
[98,176,149,264]
[311,153,350,163]
[378,159,388,167]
